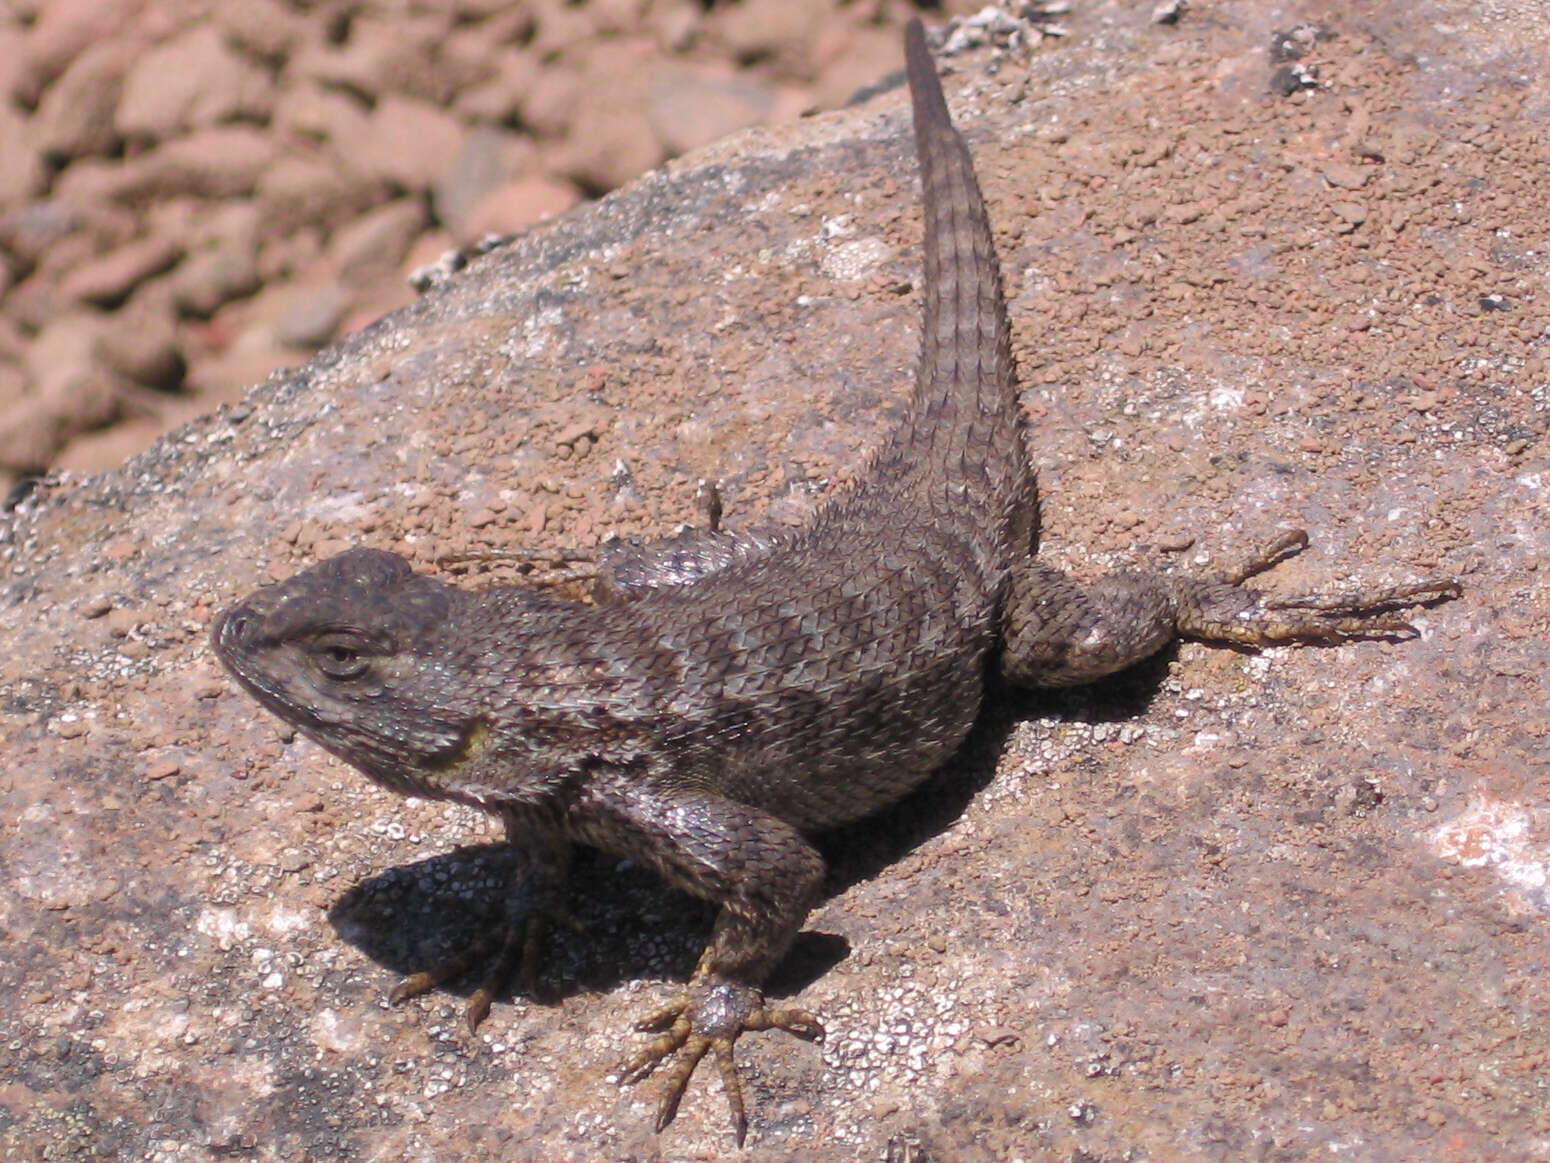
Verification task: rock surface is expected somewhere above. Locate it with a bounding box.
[2,1,1547,1160]
[0,0,996,485]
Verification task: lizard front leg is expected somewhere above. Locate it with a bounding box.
[388,805,572,1032]
[1001,530,1460,687]
[569,770,826,1145]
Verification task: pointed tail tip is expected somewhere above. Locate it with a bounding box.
[903,18,950,132]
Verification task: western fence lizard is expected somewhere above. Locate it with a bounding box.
[212,20,1459,1146]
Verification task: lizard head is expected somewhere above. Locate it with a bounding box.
[212,547,485,796]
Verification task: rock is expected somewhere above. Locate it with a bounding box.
[95,283,186,390]
[293,13,470,106]
[274,279,349,348]
[22,310,107,391]
[270,83,372,149]
[1,311,119,470]
[11,0,131,106]
[53,415,175,473]
[0,101,47,206]
[459,176,581,239]
[181,324,295,407]
[58,234,183,307]
[33,41,127,162]
[0,201,138,324]
[436,20,508,103]
[0,201,80,271]
[116,25,273,142]
[255,224,324,285]
[30,334,120,433]
[807,22,908,110]
[398,227,458,285]
[328,198,427,285]
[0,394,66,471]
[171,202,263,318]
[0,203,80,276]
[32,202,139,279]
[708,0,831,75]
[525,0,598,59]
[173,244,262,320]
[337,282,417,339]
[645,61,777,156]
[1322,163,1370,190]
[524,39,663,192]
[0,314,19,363]
[254,156,385,238]
[0,357,25,412]
[0,25,31,111]
[0,272,66,336]
[143,128,281,199]
[56,127,278,203]
[1331,200,1368,231]
[215,0,310,64]
[451,47,536,125]
[432,127,536,237]
[349,95,468,193]
[448,0,522,18]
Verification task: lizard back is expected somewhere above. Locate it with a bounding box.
[529,22,1036,829]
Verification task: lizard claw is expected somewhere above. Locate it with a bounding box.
[387,910,537,1034]
[387,824,575,1033]
[1176,530,1462,646]
[616,975,823,1146]
[387,896,581,1033]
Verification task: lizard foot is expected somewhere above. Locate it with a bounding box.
[615,974,823,1146]
[388,816,575,1033]
[1178,530,1461,646]
[388,902,580,1033]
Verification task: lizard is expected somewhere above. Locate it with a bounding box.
[211,19,1459,1146]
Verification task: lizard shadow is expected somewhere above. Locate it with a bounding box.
[327,841,720,1007]
[326,646,1179,1009]
[813,645,1174,897]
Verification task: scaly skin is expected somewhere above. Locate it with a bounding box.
[212,19,1458,1145]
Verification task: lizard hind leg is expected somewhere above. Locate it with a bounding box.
[1000,529,1460,688]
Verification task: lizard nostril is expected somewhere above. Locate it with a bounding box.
[220,611,249,644]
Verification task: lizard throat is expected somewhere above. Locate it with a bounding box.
[428,715,493,772]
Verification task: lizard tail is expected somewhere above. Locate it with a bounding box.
[894,19,1029,523]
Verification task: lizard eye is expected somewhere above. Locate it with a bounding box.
[313,633,371,680]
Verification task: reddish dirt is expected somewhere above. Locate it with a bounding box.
[1,1,1546,1160]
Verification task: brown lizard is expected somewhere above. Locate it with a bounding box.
[212,19,1458,1145]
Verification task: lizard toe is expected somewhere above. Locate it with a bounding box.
[616,975,823,1145]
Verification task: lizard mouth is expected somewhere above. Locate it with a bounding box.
[210,603,289,710]
[209,600,322,718]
